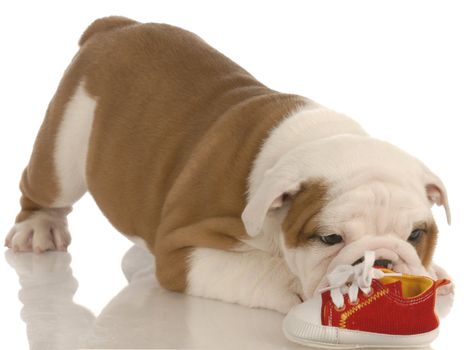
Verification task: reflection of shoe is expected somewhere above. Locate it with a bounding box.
[283,251,450,348]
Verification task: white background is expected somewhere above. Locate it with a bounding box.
[0,1,473,349]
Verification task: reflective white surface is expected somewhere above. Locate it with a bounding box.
[0,196,464,350]
[3,241,306,350]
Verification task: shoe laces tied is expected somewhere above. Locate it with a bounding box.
[319,251,401,309]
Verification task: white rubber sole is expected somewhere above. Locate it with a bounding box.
[283,312,439,349]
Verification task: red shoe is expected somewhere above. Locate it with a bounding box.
[283,251,450,348]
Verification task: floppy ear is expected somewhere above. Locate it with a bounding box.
[241,170,303,237]
[424,169,451,225]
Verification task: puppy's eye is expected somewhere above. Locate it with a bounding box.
[318,234,343,245]
[408,229,425,243]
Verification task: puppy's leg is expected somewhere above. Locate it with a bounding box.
[6,80,96,253]
[186,248,303,314]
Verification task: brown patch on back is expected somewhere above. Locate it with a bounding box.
[14,17,311,292]
[282,180,328,248]
[415,221,438,267]
[66,18,311,291]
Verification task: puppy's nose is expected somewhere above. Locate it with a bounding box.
[373,259,392,268]
[351,257,392,268]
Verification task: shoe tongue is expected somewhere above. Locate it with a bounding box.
[385,280,404,296]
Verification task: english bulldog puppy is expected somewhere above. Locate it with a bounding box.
[6,17,453,313]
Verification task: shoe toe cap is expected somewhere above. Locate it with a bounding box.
[286,293,323,325]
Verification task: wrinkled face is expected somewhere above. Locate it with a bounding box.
[241,136,450,302]
[277,180,440,300]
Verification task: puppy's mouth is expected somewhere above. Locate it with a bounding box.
[351,256,394,270]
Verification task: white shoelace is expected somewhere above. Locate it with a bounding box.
[319,251,401,309]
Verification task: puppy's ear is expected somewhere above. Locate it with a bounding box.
[423,168,451,225]
[241,170,303,237]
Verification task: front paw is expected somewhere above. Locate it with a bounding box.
[428,262,455,318]
[428,262,455,294]
[5,210,71,253]
[261,290,302,314]
[436,288,454,318]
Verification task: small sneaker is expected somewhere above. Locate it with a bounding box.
[283,251,450,349]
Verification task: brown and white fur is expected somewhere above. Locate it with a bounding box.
[6,17,453,314]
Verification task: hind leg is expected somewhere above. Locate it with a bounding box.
[6,80,96,253]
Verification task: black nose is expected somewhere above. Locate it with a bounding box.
[351,257,392,268]
[373,259,392,268]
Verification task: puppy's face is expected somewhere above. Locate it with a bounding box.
[242,136,450,300]
[279,179,443,299]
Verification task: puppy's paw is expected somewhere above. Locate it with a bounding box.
[259,289,303,314]
[5,210,71,253]
[436,287,454,318]
[428,262,455,318]
[428,262,455,295]
[272,291,303,314]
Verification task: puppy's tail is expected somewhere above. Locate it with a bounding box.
[79,16,138,46]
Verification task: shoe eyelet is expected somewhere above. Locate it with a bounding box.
[363,288,374,298]
[348,298,360,306]
[334,303,346,312]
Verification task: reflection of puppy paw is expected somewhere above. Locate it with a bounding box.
[5,249,72,277]
[5,210,71,253]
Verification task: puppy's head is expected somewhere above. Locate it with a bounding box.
[242,135,450,299]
